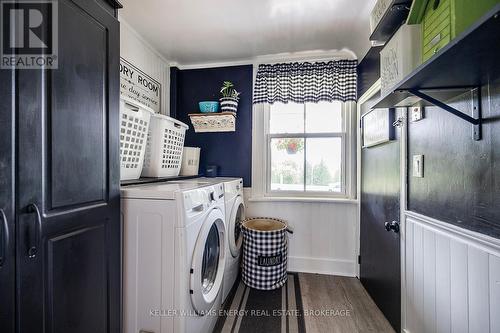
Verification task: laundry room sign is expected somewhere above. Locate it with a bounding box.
[361,108,395,148]
[120,58,161,113]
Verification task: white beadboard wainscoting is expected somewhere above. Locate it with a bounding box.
[403,211,500,333]
[119,18,170,115]
[244,192,358,276]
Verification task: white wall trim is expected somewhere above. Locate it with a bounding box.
[245,195,358,277]
[174,49,357,70]
[403,212,500,333]
[119,17,171,115]
[247,195,358,204]
[405,211,500,257]
[288,256,356,277]
[118,17,171,65]
[400,107,409,332]
[355,79,382,278]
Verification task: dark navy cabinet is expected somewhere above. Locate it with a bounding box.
[0,1,122,332]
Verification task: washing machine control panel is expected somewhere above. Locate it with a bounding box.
[183,184,224,212]
[183,188,210,212]
[212,183,224,202]
[224,178,244,199]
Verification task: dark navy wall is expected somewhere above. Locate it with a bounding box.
[407,80,500,238]
[171,65,253,186]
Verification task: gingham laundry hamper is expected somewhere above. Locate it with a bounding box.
[241,218,293,290]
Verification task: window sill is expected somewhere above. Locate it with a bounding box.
[247,195,358,204]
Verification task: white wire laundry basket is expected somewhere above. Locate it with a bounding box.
[141,113,189,177]
[119,98,154,181]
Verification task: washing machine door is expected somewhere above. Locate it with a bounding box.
[190,207,226,315]
[229,195,245,258]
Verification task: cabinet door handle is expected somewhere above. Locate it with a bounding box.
[384,221,400,233]
[26,203,42,259]
[0,208,9,267]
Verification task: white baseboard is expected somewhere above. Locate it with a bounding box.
[288,256,356,277]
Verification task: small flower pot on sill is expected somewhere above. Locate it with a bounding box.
[220,97,239,113]
[286,143,298,154]
[276,139,303,155]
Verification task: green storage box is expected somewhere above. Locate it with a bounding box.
[409,0,499,61]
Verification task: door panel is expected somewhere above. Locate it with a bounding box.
[360,90,402,331]
[0,58,15,333]
[16,1,120,332]
[50,0,107,209]
[48,225,107,333]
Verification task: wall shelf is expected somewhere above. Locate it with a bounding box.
[121,175,200,186]
[188,112,236,133]
[372,5,500,140]
[369,0,412,42]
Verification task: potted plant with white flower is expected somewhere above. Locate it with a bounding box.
[220,81,240,113]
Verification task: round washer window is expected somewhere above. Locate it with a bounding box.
[201,223,220,294]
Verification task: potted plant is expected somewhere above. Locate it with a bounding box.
[220,81,240,113]
[276,138,304,154]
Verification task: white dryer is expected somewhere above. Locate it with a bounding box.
[169,178,245,303]
[121,182,226,333]
[220,178,245,303]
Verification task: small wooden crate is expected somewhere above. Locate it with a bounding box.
[188,112,236,133]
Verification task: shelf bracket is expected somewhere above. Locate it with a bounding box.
[407,88,482,140]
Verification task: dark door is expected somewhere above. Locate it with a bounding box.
[0,60,15,333]
[16,1,121,332]
[359,91,402,331]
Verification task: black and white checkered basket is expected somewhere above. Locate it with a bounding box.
[241,217,293,290]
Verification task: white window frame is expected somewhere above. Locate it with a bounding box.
[252,101,357,201]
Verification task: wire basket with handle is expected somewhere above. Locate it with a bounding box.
[141,114,189,177]
[119,98,154,180]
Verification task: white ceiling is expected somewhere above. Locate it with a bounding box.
[119,0,377,66]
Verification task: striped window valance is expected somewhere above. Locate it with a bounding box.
[253,60,357,104]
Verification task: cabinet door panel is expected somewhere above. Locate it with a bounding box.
[0,62,15,333]
[48,225,107,333]
[16,1,121,332]
[50,0,107,209]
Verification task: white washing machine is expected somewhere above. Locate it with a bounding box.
[169,178,245,303]
[121,182,226,333]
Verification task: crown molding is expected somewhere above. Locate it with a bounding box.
[173,49,358,70]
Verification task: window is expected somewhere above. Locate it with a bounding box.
[268,101,345,194]
[252,100,355,199]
